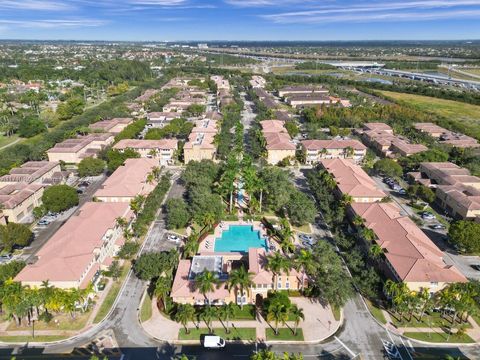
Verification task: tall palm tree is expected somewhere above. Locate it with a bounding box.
[200,305,216,333]
[295,249,315,292]
[290,305,305,336]
[219,302,238,334]
[155,276,172,311]
[227,266,254,309]
[183,234,199,259]
[175,304,195,334]
[267,303,289,336]
[340,194,353,207]
[194,270,219,305]
[148,149,158,159]
[320,171,336,190]
[115,217,128,230]
[266,253,291,291]
[352,215,365,227]
[129,195,146,215]
[201,212,216,231]
[343,146,354,159]
[360,227,376,242]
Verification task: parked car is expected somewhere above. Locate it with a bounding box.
[168,235,180,242]
[421,212,435,220]
[397,188,406,195]
[37,219,51,226]
[471,264,480,272]
[299,234,313,242]
[77,188,84,194]
[430,224,446,230]
[203,335,225,349]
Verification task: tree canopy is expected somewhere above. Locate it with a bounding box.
[42,184,79,213]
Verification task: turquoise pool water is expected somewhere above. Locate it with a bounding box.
[214,225,267,253]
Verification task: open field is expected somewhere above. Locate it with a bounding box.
[380,90,480,138]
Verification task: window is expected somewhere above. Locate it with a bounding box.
[277,282,282,289]
[286,282,290,289]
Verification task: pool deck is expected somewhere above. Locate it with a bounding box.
[199,220,277,254]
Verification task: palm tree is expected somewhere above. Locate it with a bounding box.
[146,172,156,185]
[343,146,354,159]
[219,302,238,334]
[340,194,353,207]
[267,303,289,336]
[129,195,146,215]
[183,234,199,259]
[266,252,291,291]
[295,249,315,292]
[369,244,384,259]
[352,215,365,227]
[200,305,216,333]
[320,171,336,190]
[115,217,128,230]
[360,227,376,242]
[175,304,195,334]
[194,270,219,305]
[227,266,254,309]
[384,280,409,321]
[154,276,172,311]
[148,149,158,158]
[201,212,216,231]
[290,305,305,336]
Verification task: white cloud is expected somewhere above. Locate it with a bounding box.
[0,0,74,11]
[0,19,107,29]
[261,0,480,23]
[225,0,307,7]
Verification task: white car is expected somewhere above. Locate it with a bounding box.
[168,235,180,242]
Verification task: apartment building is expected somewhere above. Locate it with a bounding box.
[0,161,62,186]
[183,119,219,163]
[409,162,480,220]
[0,183,44,223]
[260,120,296,165]
[88,118,133,135]
[301,139,367,164]
[250,75,266,88]
[147,112,179,128]
[47,133,114,164]
[113,139,178,165]
[286,94,349,108]
[278,85,329,98]
[94,158,159,203]
[319,159,386,202]
[414,123,479,148]
[15,202,133,289]
[350,202,466,293]
[171,248,304,306]
[360,122,427,158]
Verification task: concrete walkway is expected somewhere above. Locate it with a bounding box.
[142,296,341,343]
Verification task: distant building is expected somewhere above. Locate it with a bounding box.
[0,183,44,223]
[278,85,328,98]
[89,118,133,135]
[113,139,178,165]
[260,120,296,165]
[183,119,219,163]
[301,139,367,164]
[414,123,479,148]
[47,133,114,164]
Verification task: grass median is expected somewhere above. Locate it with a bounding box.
[266,328,304,341]
[178,327,256,341]
[93,265,130,324]
[0,335,68,343]
[403,331,475,344]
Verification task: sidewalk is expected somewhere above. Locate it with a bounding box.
[141,296,341,343]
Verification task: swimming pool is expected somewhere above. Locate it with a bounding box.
[214,225,267,253]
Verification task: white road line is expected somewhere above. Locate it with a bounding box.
[399,336,414,360]
[386,330,404,360]
[334,336,357,358]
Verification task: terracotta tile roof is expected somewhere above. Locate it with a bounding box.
[89,118,133,132]
[184,132,216,150]
[94,158,158,199]
[15,202,132,286]
[47,133,113,154]
[0,161,60,184]
[191,119,218,133]
[320,159,386,199]
[351,202,466,283]
[113,139,178,151]
[264,133,296,151]
[260,120,287,134]
[0,183,43,209]
[363,122,393,132]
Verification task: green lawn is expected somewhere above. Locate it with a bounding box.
[292,223,312,234]
[379,90,480,138]
[390,311,471,329]
[178,327,256,341]
[265,328,304,341]
[365,300,387,325]
[403,331,475,344]
[0,134,19,149]
[93,265,130,323]
[233,305,256,320]
[0,335,68,343]
[7,311,90,332]
[140,293,153,322]
[332,306,341,322]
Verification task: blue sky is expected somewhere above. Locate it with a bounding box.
[0,0,479,41]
